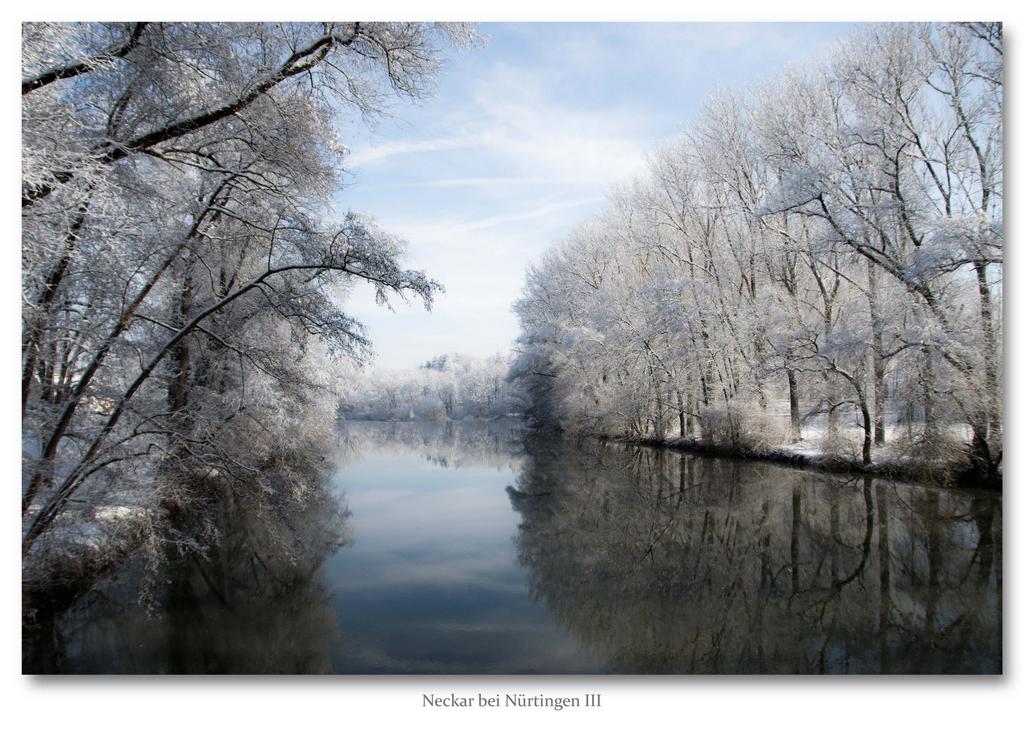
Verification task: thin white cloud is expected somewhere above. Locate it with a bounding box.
[356,175,594,190]
[475,196,602,231]
[343,135,475,169]
[338,196,603,279]
[345,59,653,191]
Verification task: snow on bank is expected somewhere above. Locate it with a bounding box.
[621,419,998,489]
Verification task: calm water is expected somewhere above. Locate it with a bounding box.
[23,421,1001,674]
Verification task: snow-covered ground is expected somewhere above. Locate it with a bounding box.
[774,421,974,463]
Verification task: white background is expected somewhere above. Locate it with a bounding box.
[4,2,1019,737]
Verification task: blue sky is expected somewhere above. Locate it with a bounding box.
[332,22,861,369]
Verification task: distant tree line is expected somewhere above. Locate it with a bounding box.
[341,353,525,421]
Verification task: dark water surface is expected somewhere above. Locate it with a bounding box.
[24,421,1001,674]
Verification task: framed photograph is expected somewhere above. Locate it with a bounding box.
[21,18,1002,681]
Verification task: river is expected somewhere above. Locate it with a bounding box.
[23,420,1001,674]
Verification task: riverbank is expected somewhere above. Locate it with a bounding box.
[601,433,1002,492]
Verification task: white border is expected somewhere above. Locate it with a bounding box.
[5,3,1019,737]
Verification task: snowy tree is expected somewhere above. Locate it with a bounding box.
[22,22,475,558]
[512,23,1001,476]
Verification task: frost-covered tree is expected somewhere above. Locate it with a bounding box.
[22,22,475,560]
[512,23,1001,477]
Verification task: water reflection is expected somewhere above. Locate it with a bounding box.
[323,420,601,674]
[23,422,1001,674]
[336,418,525,471]
[24,474,350,674]
[510,436,1001,674]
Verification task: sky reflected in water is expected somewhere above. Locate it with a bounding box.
[323,434,602,673]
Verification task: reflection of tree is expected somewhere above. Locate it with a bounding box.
[340,419,525,471]
[24,464,349,674]
[510,436,1001,674]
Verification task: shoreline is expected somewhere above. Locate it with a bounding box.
[597,433,1003,492]
[340,419,1003,492]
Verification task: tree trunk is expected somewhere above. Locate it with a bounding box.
[867,262,886,445]
[676,385,687,438]
[787,367,801,442]
[859,392,873,466]
[22,200,91,415]
[921,346,936,438]
[972,260,999,469]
